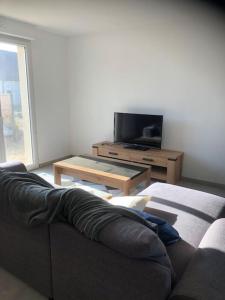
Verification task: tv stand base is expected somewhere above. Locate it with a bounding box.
[92,141,184,184]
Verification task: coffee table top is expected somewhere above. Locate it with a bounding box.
[57,155,148,179]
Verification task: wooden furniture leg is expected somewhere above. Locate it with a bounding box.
[145,168,151,187]
[54,166,62,185]
[123,182,130,196]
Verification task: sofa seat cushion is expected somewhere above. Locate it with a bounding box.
[170,219,225,300]
[139,183,225,247]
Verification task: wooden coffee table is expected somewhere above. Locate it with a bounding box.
[53,155,151,195]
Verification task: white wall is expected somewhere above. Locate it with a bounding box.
[68,4,225,184]
[0,16,70,164]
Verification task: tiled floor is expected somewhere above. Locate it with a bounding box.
[1,164,225,300]
[179,178,225,197]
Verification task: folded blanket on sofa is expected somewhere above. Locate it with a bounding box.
[0,170,179,245]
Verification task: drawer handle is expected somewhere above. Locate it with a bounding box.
[143,157,154,162]
[108,152,118,156]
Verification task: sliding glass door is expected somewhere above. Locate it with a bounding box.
[0,36,37,169]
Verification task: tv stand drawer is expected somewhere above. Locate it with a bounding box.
[98,148,128,160]
[130,153,167,167]
[97,148,167,167]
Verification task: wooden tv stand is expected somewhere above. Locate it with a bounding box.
[92,142,183,184]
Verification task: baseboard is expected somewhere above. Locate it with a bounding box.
[181,176,225,189]
[35,155,73,169]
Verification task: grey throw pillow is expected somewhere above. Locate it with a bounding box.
[99,217,174,272]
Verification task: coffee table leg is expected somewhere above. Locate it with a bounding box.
[146,168,151,187]
[123,183,130,196]
[54,166,61,185]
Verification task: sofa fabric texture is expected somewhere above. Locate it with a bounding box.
[0,161,27,172]
[140,183,225,247]
[0,169,177,270]
[170,219,225,300]
[0,169,158,231]
[98,217,173,271]
[0,162,53,298]
[50,222,172,300]
[0,216,52,298]
[139,183,225,279]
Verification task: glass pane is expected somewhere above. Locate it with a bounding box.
[0,42,33,166]
[64,155,147,178]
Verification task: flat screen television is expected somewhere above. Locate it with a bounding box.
[114,112,163,149]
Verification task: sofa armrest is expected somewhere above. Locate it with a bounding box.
[0,161,27,172]
[170,219,225,300]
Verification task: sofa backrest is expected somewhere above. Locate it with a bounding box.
[50,222,172,300]
[0,162,52,298]
[0,161,27,172]
[0,214,52,298]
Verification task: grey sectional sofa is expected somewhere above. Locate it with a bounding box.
[0,162,53,299]
[0,161,225,300]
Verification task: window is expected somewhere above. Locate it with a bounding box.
[0,35,37,169]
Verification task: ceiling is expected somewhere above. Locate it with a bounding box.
[0,0,224,36]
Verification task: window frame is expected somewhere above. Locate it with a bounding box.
[0,34,39,170]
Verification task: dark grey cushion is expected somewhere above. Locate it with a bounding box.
[166,240,196,280]
[170,219,225,300]
[0,215,52,298]
[99,217,173,271]
[0,161,27,172]
[0,162,52,297]
[50,222,172,300]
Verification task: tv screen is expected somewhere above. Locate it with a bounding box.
[114,112,163,149]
